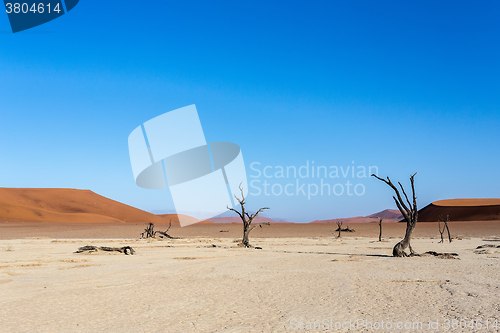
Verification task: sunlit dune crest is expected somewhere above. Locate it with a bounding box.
[433,198,500,207]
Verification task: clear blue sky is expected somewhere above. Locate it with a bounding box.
[1,1,499,222]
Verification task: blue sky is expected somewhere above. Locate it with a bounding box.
[1,1,499,222]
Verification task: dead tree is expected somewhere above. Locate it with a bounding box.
[438,215,452,243]
[141,221,178,239]
[336,221,343,238]
[438,219,445,243]
[227,185,270,248]
[141,222,155,238]
[372,173,418,257]
[378,217,383,241]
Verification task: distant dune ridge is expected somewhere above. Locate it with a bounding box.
[207,216,275,224]
[0,188,499,224]
[310,209,403,224]
[157,214,211,225]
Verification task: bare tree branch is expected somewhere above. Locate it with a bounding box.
[249,222,271,233]
[392,196,410,223]
[399,181,412,212]
[372,174,411,214]
[227,205,244,220]
[249,207,270,223]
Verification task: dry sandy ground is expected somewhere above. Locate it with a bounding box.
[0,236,499,333]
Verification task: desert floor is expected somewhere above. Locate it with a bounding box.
[0,231,499,332]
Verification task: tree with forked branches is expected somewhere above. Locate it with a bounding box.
[227,184,270,248]
[438,215,452,243]
[336,221,343,238]
[372,173,418,257]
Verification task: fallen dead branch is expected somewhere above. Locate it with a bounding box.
[75,245,135,255]
[476,244,500,249]
[420,251,459,259]
[335,225,355,233]
[474,244,500,254]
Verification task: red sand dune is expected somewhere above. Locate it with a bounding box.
[418,199,500,222]
[0,188,165,224]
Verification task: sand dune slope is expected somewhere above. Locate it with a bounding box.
[0,188,164,223]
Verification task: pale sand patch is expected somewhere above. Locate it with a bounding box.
[0,237,498,332]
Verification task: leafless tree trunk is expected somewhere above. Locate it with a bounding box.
[378,218,383,241]
[372,173,418,257]
[227,184,270,248]
[438,220,445,243]
[445,218,452,243]
[438,215,452,243]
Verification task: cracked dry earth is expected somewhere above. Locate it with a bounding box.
[0,237,498,332]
